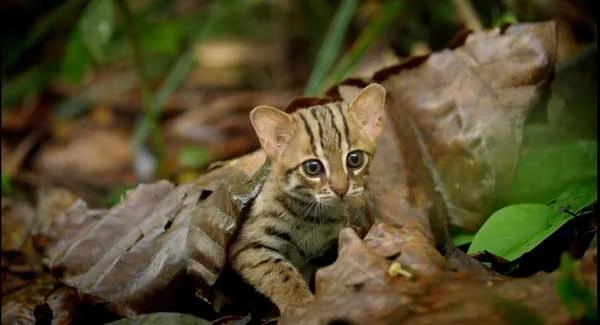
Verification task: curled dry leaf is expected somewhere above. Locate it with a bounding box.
[332,22,558,236]
[106,312,211,325]
[28,20,561,323]
[1,198,36,252]
[1,277,81,325]
[34,150,268,317]
[281,232,596,324]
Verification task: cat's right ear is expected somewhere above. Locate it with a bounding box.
[250,105,294,158]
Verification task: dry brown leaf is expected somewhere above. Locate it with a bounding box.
[1,198,36,252]
[22,21,566,323]
[34,154,268,317]
[281,235,596,325]
[1,277,82,325]
[333,22,557,237]
[36,128,132,176]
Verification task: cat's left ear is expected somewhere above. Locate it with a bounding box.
[348,83,386,140]
[250,105,294,158]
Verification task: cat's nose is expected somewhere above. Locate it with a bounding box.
[331,185,348,198]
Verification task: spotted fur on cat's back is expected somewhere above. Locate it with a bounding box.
[228,83,386,313]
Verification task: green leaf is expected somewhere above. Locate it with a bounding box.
[452,233,475,247]
[99,185,135,208]
[61,28,92,82]
[556,253,597,321]
[503,141,597,204]
[177,147,210,169]
[304,0,358,96]
[468,204,561,261]
[469,181,597,261]
[139,20,184,55]
[547,178,597,216]
[492,9,518,27]
[79,0,117,63]
[2,173,13,196]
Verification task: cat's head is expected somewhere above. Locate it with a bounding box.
[250,83,386,206]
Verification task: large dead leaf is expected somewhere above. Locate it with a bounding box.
[27,21,568,323]
[330,22,557,234]
[280,227,596,324]
[33,151,268,317]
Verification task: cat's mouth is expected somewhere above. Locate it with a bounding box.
[315,195,346,206]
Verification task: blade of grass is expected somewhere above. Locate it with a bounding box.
[304,0,358,96]
[1,63,59,109]
[323,0,406,92]
[130,0,260,177]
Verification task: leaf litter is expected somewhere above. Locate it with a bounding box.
[2,21,597,325]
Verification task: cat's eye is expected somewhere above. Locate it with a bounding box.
[346,150,365,168]
[302,159,323,176]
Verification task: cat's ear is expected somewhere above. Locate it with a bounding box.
[250,105,294,158]
[348,83,386,140]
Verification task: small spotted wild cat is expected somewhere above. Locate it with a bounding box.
[229,83,386,313]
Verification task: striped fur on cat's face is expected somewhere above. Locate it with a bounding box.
[250,83,386,207]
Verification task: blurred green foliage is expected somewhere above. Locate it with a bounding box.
[1,1,597,275]
[556,253,597,321]
[1,173,13,196]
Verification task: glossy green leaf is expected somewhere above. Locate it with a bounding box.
[469,180,596,261]
[503,141,597,204]
[452,233,475,247]
[79,0,116,62]
[139,20,184,55]
[468,204,561,261]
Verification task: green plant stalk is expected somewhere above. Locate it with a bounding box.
[304,0,358,96]
[130,0,260,176]
[324,0,406,92]
[115,0,163,166]
[1,63,59,109]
